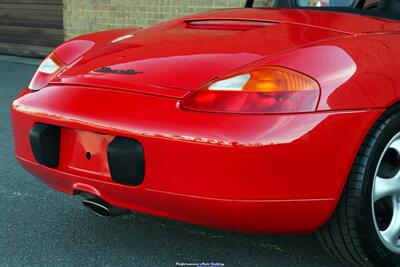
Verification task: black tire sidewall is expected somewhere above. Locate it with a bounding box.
[358,110,400,265]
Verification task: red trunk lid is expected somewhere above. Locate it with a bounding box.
[55,9,393,96]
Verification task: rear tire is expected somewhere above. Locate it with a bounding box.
[317,105,400,267]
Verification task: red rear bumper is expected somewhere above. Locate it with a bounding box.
[11,85,383,232]
[18,157,335,233]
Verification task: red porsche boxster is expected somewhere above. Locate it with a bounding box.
[10,0,400,265]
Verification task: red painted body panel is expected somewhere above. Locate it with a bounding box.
[263,34,400,110]
[187,8,400,33]
[56,19,343,91]
[12,86,383,232]
[11,8,400,232]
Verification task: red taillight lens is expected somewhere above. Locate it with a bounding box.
[181,66,320,114]
[28,52,66,90]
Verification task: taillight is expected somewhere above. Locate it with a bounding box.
[28,52,66,90]
[181,66,320,114]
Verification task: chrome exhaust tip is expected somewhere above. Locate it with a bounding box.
[82,197,129,218]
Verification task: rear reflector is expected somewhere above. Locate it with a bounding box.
[107,137,145,186]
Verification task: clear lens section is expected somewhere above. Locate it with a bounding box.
[28,53,66,90]
[37,57,60,74]
[209,74,251,91]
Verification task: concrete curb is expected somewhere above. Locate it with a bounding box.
[0,54,41,66]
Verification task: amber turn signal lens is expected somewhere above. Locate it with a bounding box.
[181,66,320,114]
[242,67,319,93]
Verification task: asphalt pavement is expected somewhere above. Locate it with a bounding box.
[0,55,345,267]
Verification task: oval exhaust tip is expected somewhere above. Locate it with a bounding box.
[82,199,112,217]
[82,197,129,218]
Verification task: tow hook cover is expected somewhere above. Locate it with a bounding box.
[107,136,145,186]
[29,123,61,168]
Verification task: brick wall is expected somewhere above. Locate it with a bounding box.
[64,0,272,40]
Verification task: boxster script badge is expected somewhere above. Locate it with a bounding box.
[94,67,143,75]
